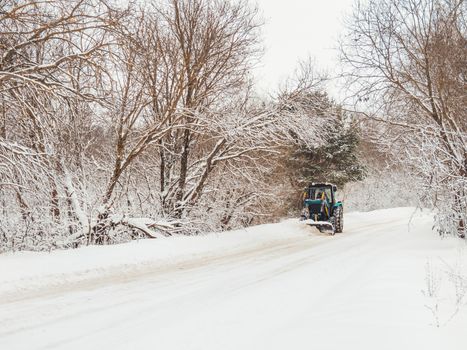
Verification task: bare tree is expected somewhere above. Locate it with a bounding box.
[141,0,262,218]
[341,0,466,237]
[0,0,126,248]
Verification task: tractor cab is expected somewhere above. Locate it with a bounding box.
[306,184,337,205]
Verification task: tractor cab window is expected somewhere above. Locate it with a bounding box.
[308,188,317,200]
[321,188,332,202]
[309,187,332,202]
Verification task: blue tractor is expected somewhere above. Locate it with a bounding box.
[300,183,343,235]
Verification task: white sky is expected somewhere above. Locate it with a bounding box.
[253,0,355,98]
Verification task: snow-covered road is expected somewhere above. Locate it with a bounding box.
[1,208,466,350]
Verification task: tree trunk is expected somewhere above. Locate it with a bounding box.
[175,128,191,218]
[50,187,60,221]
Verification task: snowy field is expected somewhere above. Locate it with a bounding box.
[1,208,466,350]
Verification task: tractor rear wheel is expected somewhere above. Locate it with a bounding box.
[334,206,344,233]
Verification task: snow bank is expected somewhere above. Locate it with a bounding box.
[0,207,462,298]
[0,218,310,297]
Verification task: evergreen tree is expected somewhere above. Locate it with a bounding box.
[291,116,366,188]
[282,88,366,193]
[266,90,366,217]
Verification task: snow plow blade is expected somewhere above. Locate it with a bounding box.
[301,219,335,235]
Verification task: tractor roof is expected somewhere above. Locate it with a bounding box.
[308,183,336,188]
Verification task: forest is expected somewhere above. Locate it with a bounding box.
[0,0,465,251]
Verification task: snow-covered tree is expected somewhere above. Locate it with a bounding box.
[341,0,466,237]
[0,0,335,251]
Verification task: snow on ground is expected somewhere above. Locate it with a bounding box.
[1,207,466,350]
